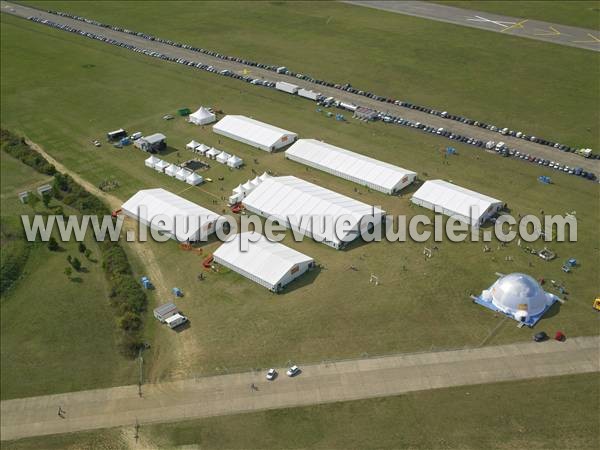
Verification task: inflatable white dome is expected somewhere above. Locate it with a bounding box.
[480,273,555,322]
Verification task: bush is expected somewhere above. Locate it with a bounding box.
[78,242,87,253]
[47,237,59,251]
[119,312,143,332]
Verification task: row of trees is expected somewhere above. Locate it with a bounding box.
[2,129,147,358]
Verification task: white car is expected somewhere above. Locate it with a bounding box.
[286,365,300,377]
[266,369,277,380]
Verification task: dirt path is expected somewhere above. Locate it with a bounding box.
[1,335,598,442]
[27,139,198,382]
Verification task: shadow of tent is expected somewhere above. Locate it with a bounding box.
[279,266,322,295]
[538,300,562,320]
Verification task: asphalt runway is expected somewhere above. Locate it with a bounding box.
[2,336,598,441]
[343,1,600,52]
[2,1,598,174]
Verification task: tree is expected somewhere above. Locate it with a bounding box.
[67,254,72,264]
[78,242,87,253]
[71,257,82,272]
[42,193,51,209]
[47,236,59,251]
[64,267,72,279]
[27,193,40,211]
[84,249,92,259]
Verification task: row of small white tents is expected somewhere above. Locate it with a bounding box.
[228,172,272,204]
[145,155,204,185]
[186,140,243,168]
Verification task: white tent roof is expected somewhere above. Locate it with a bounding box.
[212,115,297,150]
[196,143,209,154]
[206,147,221,157]
[145,155,160,167]
[216,151,232,163]
[233,183,246,194]
[165,164,179,176]
[259,172,271,182]
[285,139,417,194]
[227,155,243,165]
[176,167,192,180]
[242,176,385,246]
[186,140,201,150]
[189,106,216,124]
[186,172,204,185]
[213,232,313,288]
[121,188,221,241]
[154,160,169,171]
[411,180,502,226]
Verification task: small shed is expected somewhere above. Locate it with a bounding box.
[18,191,30,203]
[37,184,52,197]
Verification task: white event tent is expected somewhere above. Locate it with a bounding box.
[189,106,216,125]
[213,232,315,292]
[121,188,222,241]
[242,176,385,249]
[411,180,503,227]
[285,139,417,194]
[212,115,297,152]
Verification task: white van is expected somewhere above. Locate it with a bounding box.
[165,313,188,329]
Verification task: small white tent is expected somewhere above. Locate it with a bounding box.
[186,172,204,185]
[227,155,244,168]
[196,144,209,155]
[186,140,201,151]
[165,164,179,177]
[206,147,221,159]
[176,167,192,181]
[189,106,216,125]
[258,172,271,182]
[145,155,160,168]
[216,151,232,164]
[154,160,169,173]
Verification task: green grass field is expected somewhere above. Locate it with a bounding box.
[0,151,138,399]
[1,12,598,389]
[3,373,598,449]
[25,0,600,149]
[437,1,600,30]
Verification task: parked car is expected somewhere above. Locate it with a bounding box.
[533,331,548,342]
[266,368,277,380]
[286,365,300,377]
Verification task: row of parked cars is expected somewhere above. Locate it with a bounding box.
[47,7,595,163]
[39,10,597,181]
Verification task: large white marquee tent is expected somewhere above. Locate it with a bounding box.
[189,106,216,125]
[242,176,385,249]
[411,180,503,227]
[121,188,222,241]
[213,232,315,292]
[285,139,417,194]
[212,115,298,152]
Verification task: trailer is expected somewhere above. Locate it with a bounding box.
[107,128,127,142]
[153,302,178,322]
[275,81,299,94]
[298,88,320,101]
